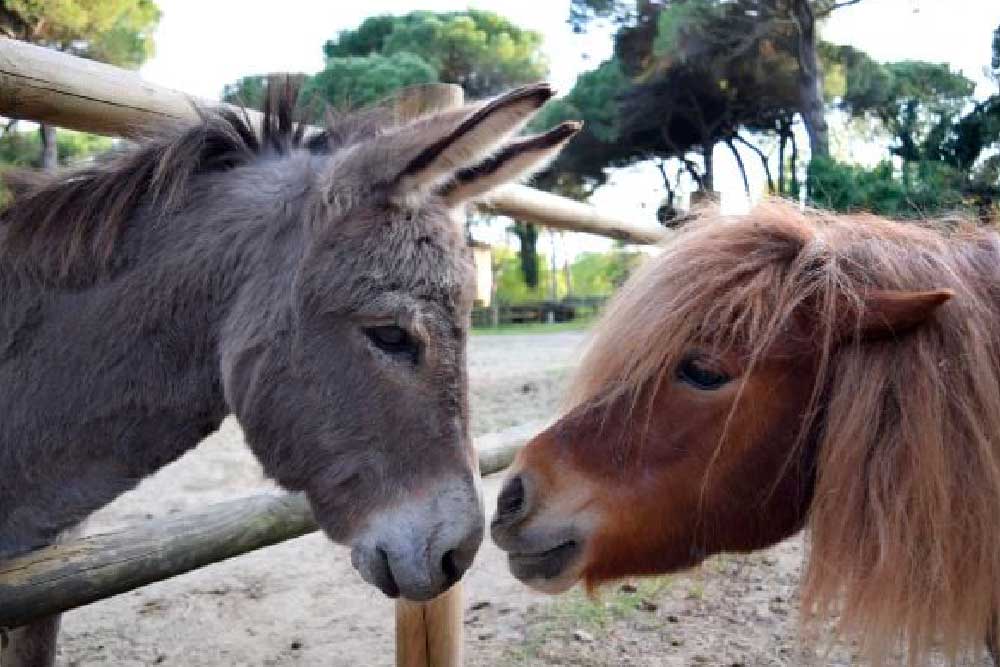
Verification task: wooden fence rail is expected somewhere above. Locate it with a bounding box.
[0,429,527,631]
[0,37,666,246]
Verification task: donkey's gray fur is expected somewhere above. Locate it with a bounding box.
[0,78,579,666]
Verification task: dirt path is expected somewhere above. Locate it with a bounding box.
[53,332,990,666]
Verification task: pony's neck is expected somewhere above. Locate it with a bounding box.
[0,156,311,556]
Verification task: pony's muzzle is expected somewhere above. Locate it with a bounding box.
[350,476,483,601]
[491,469,590,593]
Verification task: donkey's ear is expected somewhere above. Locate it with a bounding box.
[441,121,582,207]
[839,288,953,341]
[395,83,555,198]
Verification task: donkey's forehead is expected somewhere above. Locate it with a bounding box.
[317,202,475,313]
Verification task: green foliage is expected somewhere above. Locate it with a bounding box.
[323,14,398,58]
[493,245,548,302]
[530,59,631,196]
[991,23,999,83]
[321,11,547,98]
[651,0,719,59]
[304,52,437,110]
[822,42,999,214]
[808,156,966,218]
[826,51,977,164]
[568,250,644,295]
[1,0,160,68]
[541,0,811,198]
[0,0,158,167]
[508,222,540,289]
[537,59,627,144]
[491,246,644,304]
[221,75,268,109]
[0,126,112,168]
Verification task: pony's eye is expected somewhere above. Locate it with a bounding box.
[365,326,419,364]
[676,357,730,390]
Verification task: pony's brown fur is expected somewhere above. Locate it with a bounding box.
[568,200,1000,662]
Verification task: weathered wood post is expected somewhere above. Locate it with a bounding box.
[390,82,467,667]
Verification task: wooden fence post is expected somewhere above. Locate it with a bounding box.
[390,82,466,667]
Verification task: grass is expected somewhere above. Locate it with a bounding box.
[501,576,673,664]
[471,317,594,336]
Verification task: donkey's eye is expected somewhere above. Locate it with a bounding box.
[365,326,419,364]
[677,357,730,390]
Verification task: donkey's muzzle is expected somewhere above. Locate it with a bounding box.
[350,476,483,601]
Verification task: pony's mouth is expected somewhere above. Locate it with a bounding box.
[506,539,582,591]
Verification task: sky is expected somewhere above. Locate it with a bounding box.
[139,0,1000,259]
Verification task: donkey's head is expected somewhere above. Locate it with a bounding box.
[222,84,578,600]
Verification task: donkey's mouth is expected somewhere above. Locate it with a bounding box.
[507,539,581,585]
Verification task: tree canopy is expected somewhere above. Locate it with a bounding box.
[304,52,438,110]
[536,0,813,206]
[0,0,160,68]
[322,10,547,99]
[541,2,999,223]
[815,37,1000,217]
[0,126,112,168]
[0,0,160,169]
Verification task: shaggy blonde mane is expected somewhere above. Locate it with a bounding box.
[570,200,1000,663]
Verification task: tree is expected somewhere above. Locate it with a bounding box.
[303,53,437,109]
[569,0,863,162]
[992,23,999,86]
[0,125,112,168]
[323,11,547,98]
[0,0,159,168]
[537,0,811,215]
[825,45,999,216]
[221,75,268,109]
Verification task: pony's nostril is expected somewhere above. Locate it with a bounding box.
[497,475,525,518]
[441,549,460,587]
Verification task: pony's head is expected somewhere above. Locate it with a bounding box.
[218,82,579,601]
[493,201,1000,659]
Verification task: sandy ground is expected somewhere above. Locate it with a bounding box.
[50,331,992,666]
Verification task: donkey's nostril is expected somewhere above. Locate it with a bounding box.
[441,549,460,587]
[375,547,401,598]
[497,475,525,518]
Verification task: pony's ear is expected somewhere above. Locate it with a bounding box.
[839,288,953,341]
[394,83,555,199]
[441,121,581,207]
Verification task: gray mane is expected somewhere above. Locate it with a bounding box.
[0,77,387,283]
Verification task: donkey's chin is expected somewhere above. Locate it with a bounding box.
[507,539,585,594]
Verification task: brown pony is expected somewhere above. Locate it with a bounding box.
[491,200,1000,664]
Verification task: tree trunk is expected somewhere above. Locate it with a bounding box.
[512,222,539,288]
[791,0,829,160]
[39,123,57,170]
[547,229,558,303]
[702,140,715,192]
[778,123,788,194]
[725,138,750,197]
[790,129,800,194]
[560,232,573,299]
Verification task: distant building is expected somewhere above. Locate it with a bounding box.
[469,240,493,307]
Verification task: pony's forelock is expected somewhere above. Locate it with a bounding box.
[570,199,1000,662]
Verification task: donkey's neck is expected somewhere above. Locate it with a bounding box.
[0,156,311,556]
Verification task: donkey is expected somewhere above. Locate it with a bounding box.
[493,201,1000,664]
[0,79,579,666]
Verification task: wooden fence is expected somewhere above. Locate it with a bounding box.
[0,36,664,667]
